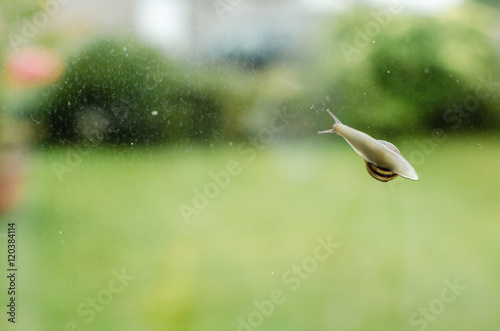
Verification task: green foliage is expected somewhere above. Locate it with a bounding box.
[7,3,500,144]
[29,38,227,145]
[292,3,500,136]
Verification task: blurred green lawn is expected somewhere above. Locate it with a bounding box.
[1,135,500,331]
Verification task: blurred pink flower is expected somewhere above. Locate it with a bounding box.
[6,47,64,87]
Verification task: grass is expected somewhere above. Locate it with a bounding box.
[1,135,499,331]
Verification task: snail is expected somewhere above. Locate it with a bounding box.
[317,109,418,182]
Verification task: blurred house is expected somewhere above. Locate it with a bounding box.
[41,0,477,66]
[51,0,333,65]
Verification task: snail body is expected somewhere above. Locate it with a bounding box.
[318,110,418,182]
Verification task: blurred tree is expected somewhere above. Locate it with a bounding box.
[25,38,227,145]
[290,2,500,136]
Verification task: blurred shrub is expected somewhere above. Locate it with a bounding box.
[289,2,500,136]
[26,38,228,145]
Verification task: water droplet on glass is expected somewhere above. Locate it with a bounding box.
[153,74,163,83]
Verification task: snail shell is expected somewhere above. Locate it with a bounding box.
[318,110,418,182]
